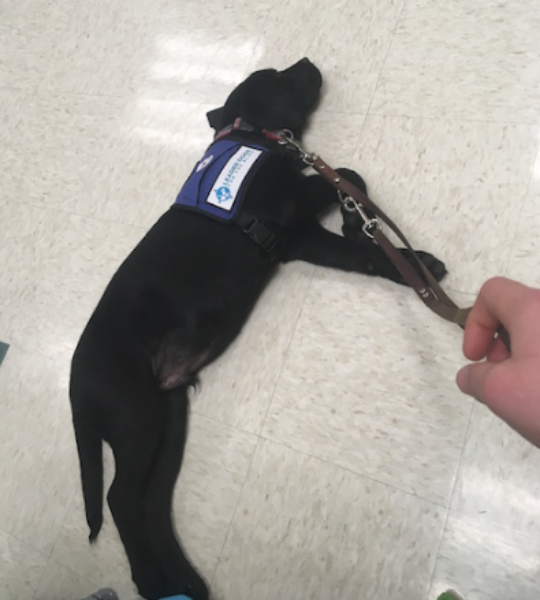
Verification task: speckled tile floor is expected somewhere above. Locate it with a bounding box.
[1,1,540,599]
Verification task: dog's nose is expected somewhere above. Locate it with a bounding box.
[280,58,322,92]
[286,57,317,73]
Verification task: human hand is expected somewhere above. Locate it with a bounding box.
[456,277,540,447]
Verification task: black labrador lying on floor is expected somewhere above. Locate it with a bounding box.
[70,58,446,600]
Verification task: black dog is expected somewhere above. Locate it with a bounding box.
[70,58,446,600]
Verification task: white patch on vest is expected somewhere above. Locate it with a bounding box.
[196,154,213,172]
[207,146,263,212]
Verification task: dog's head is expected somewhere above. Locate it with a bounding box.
[206,58,322,138]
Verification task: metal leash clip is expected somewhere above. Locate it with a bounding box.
[277,129,317,166]
[338,192,381,239]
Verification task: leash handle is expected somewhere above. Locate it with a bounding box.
[456,308,512,352]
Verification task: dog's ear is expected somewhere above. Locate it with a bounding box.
[206,107,225,130]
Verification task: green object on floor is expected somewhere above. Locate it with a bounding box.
[0,341,8,368]
[437,591,466,600]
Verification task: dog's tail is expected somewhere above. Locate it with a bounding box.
[73,415,104,542]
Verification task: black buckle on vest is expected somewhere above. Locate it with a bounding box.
[238,212,279,254]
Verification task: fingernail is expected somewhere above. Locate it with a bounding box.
[456,367,469,394]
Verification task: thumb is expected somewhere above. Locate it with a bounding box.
[456,361,498,403]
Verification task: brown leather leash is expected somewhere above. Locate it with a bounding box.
[276,130,511,351]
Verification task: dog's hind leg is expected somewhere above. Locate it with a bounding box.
[144,386,209,600]
[106,401,174,600]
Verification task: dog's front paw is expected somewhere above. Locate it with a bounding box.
[400,249,447,283]
[335,168,368,194]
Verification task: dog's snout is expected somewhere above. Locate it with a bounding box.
[283,57,317,74]
[285,57,317,71]
[282,58,322,91]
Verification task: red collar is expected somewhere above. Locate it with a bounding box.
[214,118,284,142]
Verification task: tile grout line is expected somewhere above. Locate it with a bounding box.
[422,501,451,600]
[191,397,540,546]
[349,113,371,164]
[0,524,49,558]
[33,488,80,599]
[0,86,122,100]
[194,401,460,511]
[237,3,275,81]
[0,525,49,600]
[190,407,259,439]
[364,0,407,117]
[0,342,80,599]
[501,138,540,275]
[32,560,50,600]
[33,0,82,96]
[255,263,317,437]
[6,85,538,125]
[209,435,261,587]
[3,195,147,234]
[423,398,475,599]
[364,110,540,127]
[209,430,452,594]
[258,433,450,510]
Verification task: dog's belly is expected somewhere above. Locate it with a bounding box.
[153,342,213,391]
[149,296,257,392]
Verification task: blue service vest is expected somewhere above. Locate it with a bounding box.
[174,139,269,223]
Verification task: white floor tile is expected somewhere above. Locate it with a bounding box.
[248,0,406,114]
[302,112,366,167]
[371,0,540,122]
[0,0,77,90]
[263,274,474,505]
[429,511,540,600]
[0,89,26,141]
[0,346,77,555]
[2,92,127,212]
[214,440,446,600]
[348,116,539,293]
[0,200,57,309]
[506,150,540,287]
[452,403,540,539]
[0,212,144,363]
[0,528,48,600]
[172,414,259,579]
[136,0,272,105]
[40,0,158,97]
[51,489,138,600]
[71,100,212,228]
[35,560,99,600]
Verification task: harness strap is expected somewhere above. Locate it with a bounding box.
[237,211,280,255]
